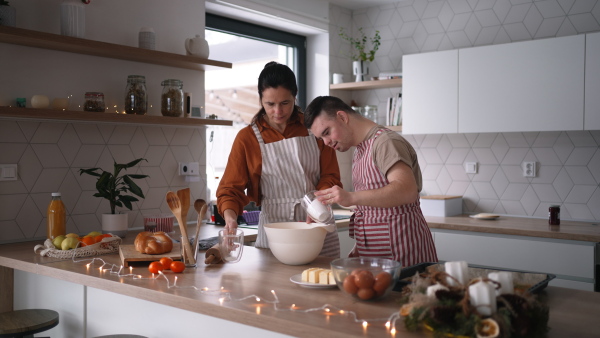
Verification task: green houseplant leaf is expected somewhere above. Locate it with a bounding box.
[339,27,381,62]
[79,158,149,214]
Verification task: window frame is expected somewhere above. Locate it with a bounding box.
[206,13,307,108]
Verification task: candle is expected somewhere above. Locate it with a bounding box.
[445,261,468,286]
[488,271,514,295]
[426,283,448,298]
[468,279,497,316]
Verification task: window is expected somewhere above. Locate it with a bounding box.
[205,14,306,201]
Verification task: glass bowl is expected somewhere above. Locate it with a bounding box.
[330,257,402,301]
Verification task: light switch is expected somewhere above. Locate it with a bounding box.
[0,164,18,181]
[465,162,478,174]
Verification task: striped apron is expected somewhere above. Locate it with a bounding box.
[350,128,437,267]
[252,124,340,257]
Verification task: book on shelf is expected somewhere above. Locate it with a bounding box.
[379,72,402,80]
[386,93,402,126]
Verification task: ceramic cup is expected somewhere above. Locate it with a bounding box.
[218,229,244,263]
[332,73,344,84]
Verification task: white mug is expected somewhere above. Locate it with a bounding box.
[332,73,344,84]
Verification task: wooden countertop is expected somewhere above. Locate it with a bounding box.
[425,215,600,242]
[1,232,600,337]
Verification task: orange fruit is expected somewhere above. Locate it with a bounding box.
[160,257,173,270]
[80,236,95,247]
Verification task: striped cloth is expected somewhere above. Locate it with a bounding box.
[252,124,340,257]
[350,128,437,267]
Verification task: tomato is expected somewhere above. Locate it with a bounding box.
[354,270,375,289]
[160,257,173,270]
[148,261,164,274]
[170,261,185,273]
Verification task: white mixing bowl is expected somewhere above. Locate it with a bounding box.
[263,222,328,265]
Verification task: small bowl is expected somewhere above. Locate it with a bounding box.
[263,222,327,265]
[330,257,402,301]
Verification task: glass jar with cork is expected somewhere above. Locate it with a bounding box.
[124,75,148,115]
[161,79,184,117]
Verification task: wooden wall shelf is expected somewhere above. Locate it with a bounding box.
[0,26,232,71]
[329,78,402,90]
[0,106,233,127]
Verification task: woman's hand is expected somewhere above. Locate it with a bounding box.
[223,209,239,234]
[314,185,352,207]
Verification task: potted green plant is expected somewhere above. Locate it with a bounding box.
[79,158,148,237]
[339,27,381,82]
[0,1,16,27]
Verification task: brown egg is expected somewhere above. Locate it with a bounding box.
[343,275,358,294]
[357,287,376,300]
[373,271,392,293]
[350,269,364,276]
[354,270,375,289]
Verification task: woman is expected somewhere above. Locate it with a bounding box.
[216,62,342,257]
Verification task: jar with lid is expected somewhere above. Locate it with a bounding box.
[549,205,560,225]
[161,79,184,117]
[84,92,105,112]
[125,75,147,115]
[364,105,378,123]
[47,192,66,240]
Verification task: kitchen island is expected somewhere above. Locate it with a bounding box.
[1,229,600,337]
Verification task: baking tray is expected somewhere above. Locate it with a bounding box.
[393,262,555,294]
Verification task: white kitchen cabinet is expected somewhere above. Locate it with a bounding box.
[585,32,600,130]
[459,35,585,133]
[431,229,596,291]
[402,49,459,134]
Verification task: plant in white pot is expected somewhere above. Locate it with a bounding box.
[339,27,381,82]
[79,158,148,237]
[0,1,16,27]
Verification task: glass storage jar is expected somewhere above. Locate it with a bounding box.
[84,92,105,112]
[161,79,184,117]
[124,75,147,115]
[364,105,378,123]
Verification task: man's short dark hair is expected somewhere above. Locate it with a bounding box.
[304,96,356,129]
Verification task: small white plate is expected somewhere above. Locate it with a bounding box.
[470,213,500,220]
[290,274,337,288]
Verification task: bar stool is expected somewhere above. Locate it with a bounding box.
[0,309,59,338]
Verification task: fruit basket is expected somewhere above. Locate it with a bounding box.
[34,235,122,259]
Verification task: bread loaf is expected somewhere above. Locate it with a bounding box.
[134,231,173,255]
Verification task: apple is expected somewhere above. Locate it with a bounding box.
[65,233,79,239]
[52,235,66,249]
[87,231,102,237]
[61,237,79,250]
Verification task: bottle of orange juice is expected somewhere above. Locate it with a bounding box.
[47,192,66,240]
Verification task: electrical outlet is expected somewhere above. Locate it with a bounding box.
[0,164,18,181]
[523,162,536,177]
[179,162,199,176]
[465,162,478,174]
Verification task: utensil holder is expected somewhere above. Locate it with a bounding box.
[181,235,199,267]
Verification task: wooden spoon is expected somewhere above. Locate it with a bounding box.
[192,199,207,255]
[166,191,196,265]
[177,188,191,227]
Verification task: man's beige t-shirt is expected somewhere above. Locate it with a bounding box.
[362,126,423,191]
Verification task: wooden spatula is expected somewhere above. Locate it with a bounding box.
[192,199,207,255]
[177,188,191,227]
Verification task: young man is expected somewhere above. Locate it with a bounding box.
[304,96,437,267]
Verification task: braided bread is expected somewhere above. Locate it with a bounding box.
[134,231,173,255]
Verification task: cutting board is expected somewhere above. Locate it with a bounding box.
[119,243,182,267]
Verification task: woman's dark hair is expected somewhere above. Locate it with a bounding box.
[251,61,301,125]
[304,96,356,129]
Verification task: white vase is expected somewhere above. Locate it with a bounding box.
[60,0,85,38]
[102,213,128,238]
[353,60,369,82]
[0,6,16,27]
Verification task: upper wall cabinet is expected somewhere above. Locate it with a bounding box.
[402,50,458,134]
[585,32,600,130]
[459,35,585,133]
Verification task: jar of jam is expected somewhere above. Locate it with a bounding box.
[549,205,560,225]
[84,92,105,112]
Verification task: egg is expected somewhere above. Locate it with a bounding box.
[354,270,375,289]
[357,287,376,300]
[343,275,358,294]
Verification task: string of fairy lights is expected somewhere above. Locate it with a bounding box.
[71,252,403,335]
